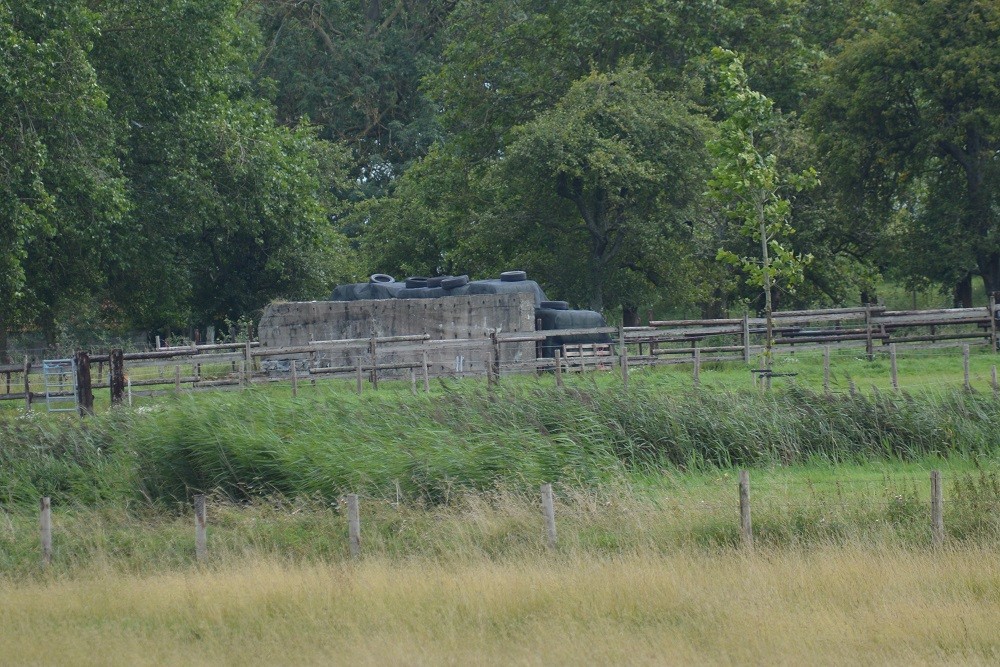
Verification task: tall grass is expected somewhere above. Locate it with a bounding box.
[3,381,1000,506]
[3,547,1000,664]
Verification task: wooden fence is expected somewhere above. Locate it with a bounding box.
[30,469,951,567]
[2,302,998,412]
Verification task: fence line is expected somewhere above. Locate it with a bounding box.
[4,303,1000,411]
[31,469,967,567]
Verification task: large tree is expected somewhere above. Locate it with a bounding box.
[0,0,126,349]
[498,67,706,313]
[813,0,1000,297]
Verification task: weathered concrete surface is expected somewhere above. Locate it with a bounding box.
[258,293,537,376]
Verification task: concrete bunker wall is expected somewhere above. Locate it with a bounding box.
[258,293,537,376]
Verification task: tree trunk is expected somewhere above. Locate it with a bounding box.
[976,252,1000,297]
[588,256,604,313]
[622,305,640,327]
[954,273,973,308]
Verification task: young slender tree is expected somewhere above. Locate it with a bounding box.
[708,48,816,371]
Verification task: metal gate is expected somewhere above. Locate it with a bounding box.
[42,358,78,413]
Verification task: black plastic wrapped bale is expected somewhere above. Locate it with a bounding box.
[535,308,611,357]
[329,282,405,301]
[449,279,548,306]
[396,286,446,299]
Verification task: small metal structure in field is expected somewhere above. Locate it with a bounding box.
[42,358,78,413]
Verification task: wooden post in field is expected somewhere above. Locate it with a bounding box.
[490,330,501,380]
[554,350,563,388]
[40,496,51,567]
[174,365,181,394]
[422,350,430,393]
[291,362,298,398]
[369,332,378,390]
[194,494,207,561]
[739,470,753,549]
[930,470,944,548]
[110,349,125,406]
[823,346,831,395]
[864,304,874,362]
[618,325,629,391]
[74,351,94,416]
[742,312,751,363]
[23,356,31,412]
[991,366,998,397]
[410,368,417,396]
[693,347,701,387]
[890,343,899,391]
[989,294,997,353]
[849,379,857,397]
[963,344,971,391]
[356,358,363,395]
[540,483,557,550]
[244,339,253,380]
[347,494,361,558]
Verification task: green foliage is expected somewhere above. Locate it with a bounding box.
[812,0,1000,294]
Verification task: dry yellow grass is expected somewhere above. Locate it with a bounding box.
[3,546,999,665]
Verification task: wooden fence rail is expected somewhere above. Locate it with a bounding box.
[3,304,998,409]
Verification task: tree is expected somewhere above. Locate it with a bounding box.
[497,67,707,313]
[0,0,127,349]
[90,0,355,332]
[812,0,1000,298]
[708,49,816,367]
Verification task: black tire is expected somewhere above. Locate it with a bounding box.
[426,276,451,288]
[369,273,395,284]
[500,270,527,282]
[540,300,569,310]
[405,276,429,288]
[441,275,470,290]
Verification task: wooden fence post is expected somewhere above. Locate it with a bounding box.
[74,351,94,416]
[739,470,753,549]
[410,367,417,395]
[540,483,557,550]
[369,332,379,390]
[291,362,298,398]
[174,365,181,394]
[693,347,701,387]
[554,350,563,388]
[930,470,944,548]
[490,331,501,380]
[618,324,629,391]
[823,346,831,395]
[864,304,874,362]
[990,294,997,353]
[356,358,363,395]
[110,349,125,406]
[992,365,998,397]
[422,350,430,393]
[23,356,31,412]
[40,496,51,567]
[890,343,898,391]
[742,312,751,363]
[347,494,361,558]
[963,344,971,391]
[194,494,207,561]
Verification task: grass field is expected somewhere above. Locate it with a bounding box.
[4,350,1000,663]
[3,548,1000,665]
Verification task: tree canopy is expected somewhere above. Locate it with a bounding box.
[2,0,997,352]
